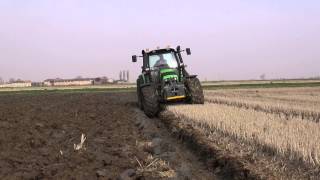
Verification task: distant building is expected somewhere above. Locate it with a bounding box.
[31,82,44,87]
[44,80,54,86]
[118,70,129,82]
[43,76,114,86]
[127,70,129,82]
[0,80,32,88]
[93,77,109,85]
[107,78,114,83]
[44,78,93,86]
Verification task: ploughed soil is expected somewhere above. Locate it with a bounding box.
[0,91,216,180]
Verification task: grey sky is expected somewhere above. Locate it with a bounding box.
[0,0,319,82]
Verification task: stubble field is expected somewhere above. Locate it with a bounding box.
[167,87,320,179]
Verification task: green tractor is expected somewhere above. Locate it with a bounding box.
[132,45,204,117]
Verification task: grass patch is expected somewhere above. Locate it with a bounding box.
[1,81,319,95]
[0,87,135,96]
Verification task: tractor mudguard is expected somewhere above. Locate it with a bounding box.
[185,75,197,79]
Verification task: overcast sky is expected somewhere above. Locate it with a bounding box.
[0,0,319,82]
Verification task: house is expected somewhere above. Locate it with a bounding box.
[0,80,32,88]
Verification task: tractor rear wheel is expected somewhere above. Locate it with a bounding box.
[141,85,160,118]
[186,77,204,104]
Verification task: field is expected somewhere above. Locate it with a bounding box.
[1,82,320,179]
[0,91,214,179]
[0,84,136,93]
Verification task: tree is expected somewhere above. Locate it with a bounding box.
[260,74,266,80]
[9,78,15,83]
[0,77,3,84]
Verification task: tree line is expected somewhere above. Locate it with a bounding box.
[0,77,24,84]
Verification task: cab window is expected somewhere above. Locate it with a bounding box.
[149,52,178,69]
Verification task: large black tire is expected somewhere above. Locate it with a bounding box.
[137,81,143,110]
[186,77,204,104]
[141,85,160,118]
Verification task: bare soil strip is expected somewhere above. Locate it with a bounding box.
[133,108,217,179]
[159,111,261,180]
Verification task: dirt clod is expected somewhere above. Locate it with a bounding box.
[118,169,136,180]
[96,169,108,177]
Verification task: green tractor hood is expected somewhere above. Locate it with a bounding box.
[160,68,179,81]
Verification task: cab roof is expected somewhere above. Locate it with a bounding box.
[142,47,176,55]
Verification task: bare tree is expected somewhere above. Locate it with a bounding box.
[260,74,266,80]
[76,75,82,79]
[0,77,3,84]
[9,78,15,83]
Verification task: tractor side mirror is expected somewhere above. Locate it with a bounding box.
[132,55,137,62]
[176,45,181,52]
[186,48,191,55]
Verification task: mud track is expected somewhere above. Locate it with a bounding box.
[0,92,216,179]
[160,109,320,180]
[159,112,260,180]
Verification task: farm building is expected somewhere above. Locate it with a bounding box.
[31,82,44,87]
[92,77,109,85]
[44,77,112,86]
[44,78,94,86]
[0,81,32,88]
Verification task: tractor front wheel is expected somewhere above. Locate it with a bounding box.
[141,85,160,118]
[186,77,204,104]
[137,81,143,110]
